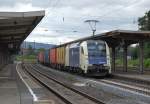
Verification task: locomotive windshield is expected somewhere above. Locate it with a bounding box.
[87,40,106,57]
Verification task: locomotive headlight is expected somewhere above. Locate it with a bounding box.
[103,65,110,69]
[88,64,93,66]
[104,64,110,68]
[103,64,108,66]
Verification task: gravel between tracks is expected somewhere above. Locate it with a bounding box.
[25,64,101,104]
[20,64,66,104]
[33,64,150,104]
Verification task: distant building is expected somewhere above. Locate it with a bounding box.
[20,48,30,55]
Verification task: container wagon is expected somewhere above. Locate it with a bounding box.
[38,51,44,64]
[38,39,111,76]
[44,49,50,65]
[50,48,57,68]
[56,46,66,69]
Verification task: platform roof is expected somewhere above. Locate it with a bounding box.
[0,11,45,52]
[56,30,150,48]
[98,30,150,46]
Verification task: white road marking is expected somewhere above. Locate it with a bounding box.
[16,63,38,101]
[0,77,10,79]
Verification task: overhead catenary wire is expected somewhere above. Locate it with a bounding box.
[41,0,141,34]
[42,0,61,21]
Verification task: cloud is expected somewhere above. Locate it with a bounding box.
[0,0,150,44]
[32,0,51,8]
[0,0,31,7]
[0,2,43,12]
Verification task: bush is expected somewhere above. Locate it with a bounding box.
[115,59,123,66]
[15,55,36,63]
[128,59,139,67]
[144,58,150,68]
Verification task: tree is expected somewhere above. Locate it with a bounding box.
[138,11,150,30]
[28,44,34,55]
[138,10,150,59]
[38,48,45,52]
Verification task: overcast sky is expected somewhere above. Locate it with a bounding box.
[0,0,150,44]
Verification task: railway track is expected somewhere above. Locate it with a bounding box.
[22,63,105,104]
[35,64,150,97]
[98,78,150,96]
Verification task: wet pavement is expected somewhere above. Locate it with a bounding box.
[0,78,20,104]
[0,63,70,104]
[0,64,33,104]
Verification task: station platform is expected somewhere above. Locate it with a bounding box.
[0,63,62,104]
[0,64,33,104]
[112,69,150,84]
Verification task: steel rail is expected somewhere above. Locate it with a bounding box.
[99,79,150,96]
[25,64,105,104]
[22,64,73,104]
[35,64,150,96]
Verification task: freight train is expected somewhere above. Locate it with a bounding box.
[38,39,111,76]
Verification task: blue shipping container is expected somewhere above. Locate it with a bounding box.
[44,50,50,64]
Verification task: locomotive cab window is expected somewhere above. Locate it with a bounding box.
[87,40,106,57]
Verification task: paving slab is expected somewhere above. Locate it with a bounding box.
[0,64,20,104]
[0,79,20,104]
[0,64,33,104]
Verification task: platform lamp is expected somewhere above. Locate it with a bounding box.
[84,20,99,36]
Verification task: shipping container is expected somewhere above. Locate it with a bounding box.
[60,46,65,65]
[44,49,49,64]
[50,48,57,64]
[56,46,65,65]
[56,47,59,64]
[38,51,44,64]
[49,49,51,64]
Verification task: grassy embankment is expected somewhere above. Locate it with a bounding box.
[16,55,37,63]
[115,58,150,69]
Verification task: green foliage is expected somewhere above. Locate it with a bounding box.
[144,58,150,68]
[138,11,150,30]
[36,48,45,54]
[138,10,150,59]
[16,55,36,63]
[116,58,150,68]
[115,59,123,66]
[128,59,139,67]
[144,42,150,58]
[38,48,45,52]
[28,44,35,55]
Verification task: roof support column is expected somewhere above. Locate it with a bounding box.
[123,44,128,72]
[139,40,144,74]
[112,46,116,72]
